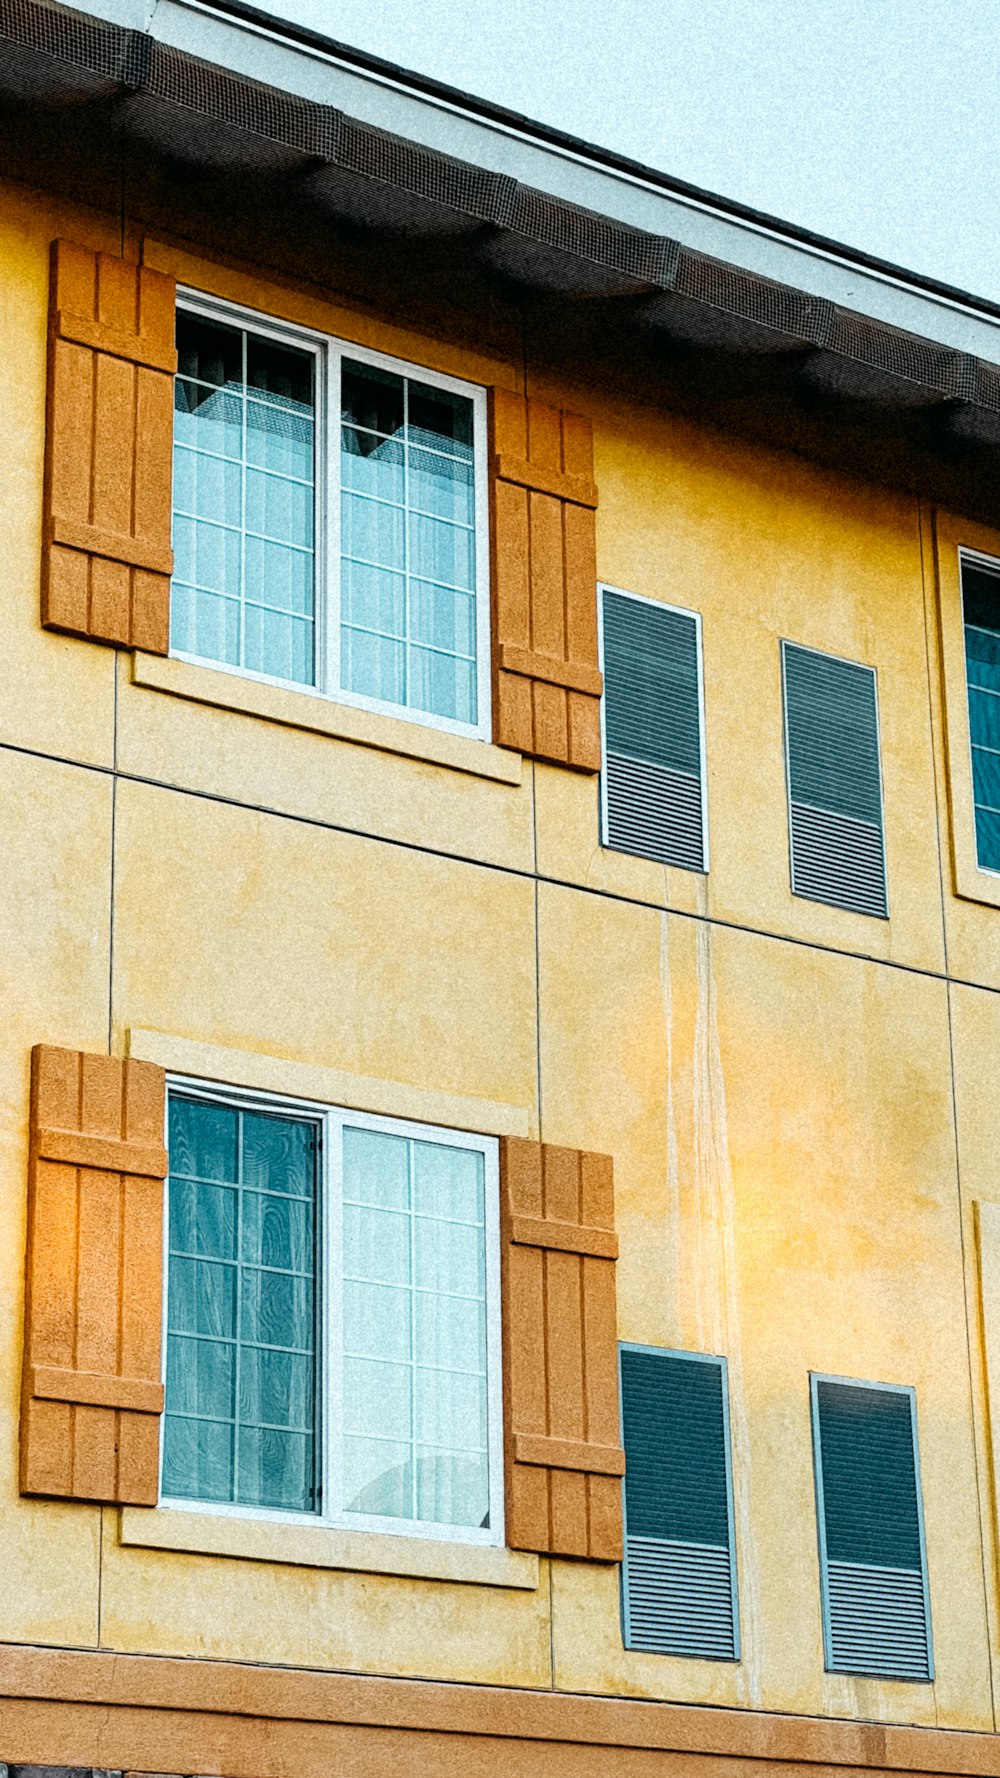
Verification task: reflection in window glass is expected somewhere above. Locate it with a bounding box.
[340,360,477,726]
[163,1097,319,1513]
[340,1124,489,1529]
[171,313,316,687]
[961,559,1000,872]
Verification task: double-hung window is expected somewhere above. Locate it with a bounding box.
[161,1086,503,1542]
[171,296,490,738]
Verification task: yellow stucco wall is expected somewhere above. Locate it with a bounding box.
[2,172,1000,1730]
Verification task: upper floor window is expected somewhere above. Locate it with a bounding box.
[959,553,1000,874]
[162,1086,503,1542]
[171,296,490,739]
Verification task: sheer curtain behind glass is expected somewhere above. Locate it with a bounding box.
[171,312,317,687]
[163,1096,319,1513]
[340,360,478,726]
[962,560,1000,871]
[340,1125,490,1528]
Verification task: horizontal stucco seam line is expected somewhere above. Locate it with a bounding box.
[0,735,989,999]
[0,1647,994,1772]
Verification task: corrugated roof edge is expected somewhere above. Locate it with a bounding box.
[195,0,1000,326]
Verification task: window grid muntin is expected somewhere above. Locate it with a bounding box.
[959,550,1000,874]
[160,1079,503,1546]
[163,1097,321,1515]
[173,290,491,743]
[171,314,320,690]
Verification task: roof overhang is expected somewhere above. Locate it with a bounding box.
[3,0,1000,523]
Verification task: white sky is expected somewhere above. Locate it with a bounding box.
[258,0,1000,299]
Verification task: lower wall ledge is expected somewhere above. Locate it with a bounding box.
[0,1645,993,1778]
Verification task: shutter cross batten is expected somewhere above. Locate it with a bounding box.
[500,1137,623,1560]
[490,390,603,772]
[21,1045,168,1506]
[42,239,176,655]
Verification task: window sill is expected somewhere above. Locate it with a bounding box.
[130,652,523,786]
[119,1505,540,1590]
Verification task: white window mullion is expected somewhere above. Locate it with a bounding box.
[326,1109,345,1522]
[325,347,342,700]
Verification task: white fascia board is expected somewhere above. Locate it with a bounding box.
[98,0,1000,363]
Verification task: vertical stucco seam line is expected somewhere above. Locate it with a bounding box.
[918,496,996,1727]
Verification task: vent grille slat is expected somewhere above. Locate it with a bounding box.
[827,1563,931,1678]
[625,1538,737,1657]
[602,591,706,873]
[620,1349,738,1660]
[814,1380,931,1681]
[784,643,887,918]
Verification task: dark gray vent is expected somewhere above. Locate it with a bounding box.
[783,641,887,917]
[812,1378,932,1681]
[620,1347,739,1660]
[602,591,706,872]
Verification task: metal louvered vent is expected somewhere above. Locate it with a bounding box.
[601,590,706,872]
[783,642,887,918]
[620,1347,739,1660]
[812,1378,932,1681]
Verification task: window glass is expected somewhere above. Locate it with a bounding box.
[340,361,478,726]
[163,1096,319,1512]
[340,1124,489,1529]
[171,313,317,687]
[961,560,1000,872]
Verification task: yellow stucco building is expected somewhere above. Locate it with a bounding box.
[3,3,1000,1775]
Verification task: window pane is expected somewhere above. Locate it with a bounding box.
[338,360,479,726]
[408,646,476,726]
[164,1098,319,1513]
[409,447,473,523]
[342,428,404,503]
[171,314,316,684]
[342,360,404,436]
[177,312,242,387]
[407,381,473,455]
[408,512,474,589]
[339,1125,490,1530]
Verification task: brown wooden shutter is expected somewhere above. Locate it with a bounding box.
[490,390,602,771]
[42,240,176,654]
[21,1045,168,1506]
[500,1137,623,1560]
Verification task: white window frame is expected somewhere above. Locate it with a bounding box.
[160,1076,504,1547]
[172,288,492,743]
[596,582,710,872]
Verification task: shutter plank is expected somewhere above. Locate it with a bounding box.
[21,1046,167,1506]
